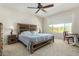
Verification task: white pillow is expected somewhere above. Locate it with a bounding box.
[21,31,32,35]
[31,31,38,34]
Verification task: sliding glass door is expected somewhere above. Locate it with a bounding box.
[48,23,72,33]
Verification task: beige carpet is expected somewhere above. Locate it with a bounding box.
[2,39,79,56]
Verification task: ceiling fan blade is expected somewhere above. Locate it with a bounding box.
[43,4,54,8]
[27,7,38,9]
[35,9,40,14]
[41,8,46,12]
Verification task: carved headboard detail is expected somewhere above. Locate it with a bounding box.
[17,23,37,34]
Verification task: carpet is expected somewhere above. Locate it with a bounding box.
[3,39,79,56]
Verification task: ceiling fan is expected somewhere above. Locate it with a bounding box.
[27,3,54,14]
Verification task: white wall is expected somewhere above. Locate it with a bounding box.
[43,7,79,39]
[0,6,42,44]
[72,8,79,33]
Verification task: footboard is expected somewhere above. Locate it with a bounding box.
[30,36,54,54]
[18,36,54,54]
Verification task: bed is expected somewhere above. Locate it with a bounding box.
[17,23,54,53]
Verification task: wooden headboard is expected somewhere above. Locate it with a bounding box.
[17,23,37,34]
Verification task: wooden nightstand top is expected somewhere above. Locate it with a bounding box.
[8,35,16,37]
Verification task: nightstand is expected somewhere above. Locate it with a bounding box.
[8,35,17,44]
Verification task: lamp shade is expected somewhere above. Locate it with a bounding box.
[10,26,14,30]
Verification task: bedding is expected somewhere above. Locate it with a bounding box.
[18,31,53,51]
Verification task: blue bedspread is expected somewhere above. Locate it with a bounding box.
[18,33,53,51]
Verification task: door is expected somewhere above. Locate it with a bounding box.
[0,23,3,56]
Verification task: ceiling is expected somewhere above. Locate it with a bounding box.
[0,3,79,17]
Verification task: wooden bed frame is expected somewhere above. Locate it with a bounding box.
[17,23,54,53]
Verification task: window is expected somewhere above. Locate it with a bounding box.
[52,24,64,33]
[64,23,72,33]
[48,25,53,32]
[48,23,72,33]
